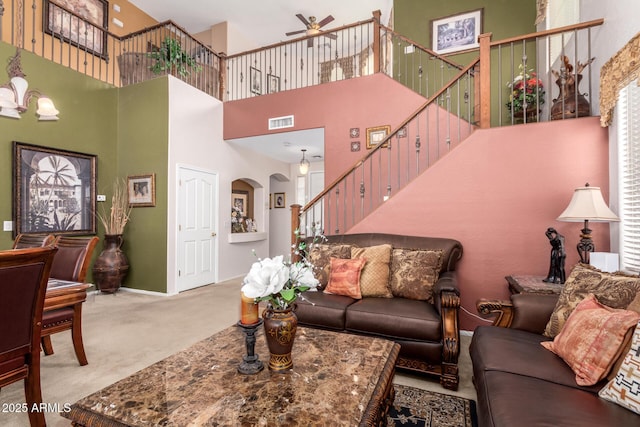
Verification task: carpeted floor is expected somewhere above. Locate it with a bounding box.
[389,385,477,427]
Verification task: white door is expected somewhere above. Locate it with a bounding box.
[177,166,218,292]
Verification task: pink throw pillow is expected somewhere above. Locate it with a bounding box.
[323,257,366,299]
[541,294,640,386]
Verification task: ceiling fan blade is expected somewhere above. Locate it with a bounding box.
[323,32,338,40]
[317,15,335,28]
[286,29,306,36]
[296,14,310,26]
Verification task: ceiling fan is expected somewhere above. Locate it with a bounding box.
[285,14,338,47]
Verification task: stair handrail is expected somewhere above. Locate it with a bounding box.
[299,57,480,218]
[377,23,466,72]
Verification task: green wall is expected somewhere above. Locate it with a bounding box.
[117,79,169,293]
[0,43,118,279]
[394,0,537,126]
[0,43,170,292]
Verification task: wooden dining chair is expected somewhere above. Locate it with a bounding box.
[0,246,57,427]
[12,233,56,249]
[41,236,99,366]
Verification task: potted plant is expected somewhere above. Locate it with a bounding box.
[93,179,131,293]
[148,37,202,78]
[506,65,545,121]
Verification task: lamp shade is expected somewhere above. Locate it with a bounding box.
[298,149,310,175]
[36,97,59,120]
[557,185,620,222]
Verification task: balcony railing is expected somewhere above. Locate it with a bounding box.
[0,0,223,98]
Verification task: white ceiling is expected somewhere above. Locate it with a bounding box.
[127,0,393,165]
[128,0,393,47]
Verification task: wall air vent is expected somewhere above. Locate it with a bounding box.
[268,115,294,130]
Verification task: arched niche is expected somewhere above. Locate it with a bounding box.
[230,178,265,240]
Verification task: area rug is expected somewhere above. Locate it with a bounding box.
[388,385,478,427]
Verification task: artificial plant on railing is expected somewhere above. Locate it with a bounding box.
[148,37,202,77]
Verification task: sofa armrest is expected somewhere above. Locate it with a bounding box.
[477,293,559,333]
[509,293,559,334]
[433,271,460,388]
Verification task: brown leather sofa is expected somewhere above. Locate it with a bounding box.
[471,294,640,426]
[294,233,463,390]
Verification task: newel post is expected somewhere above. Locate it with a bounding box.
[290,204,302,262]
[372,10,381,74]
[478,33,492,129]
[218,53,226,101]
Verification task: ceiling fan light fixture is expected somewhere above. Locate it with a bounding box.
[299,149,310,175]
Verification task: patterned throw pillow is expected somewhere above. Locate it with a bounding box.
[351,244,393,298]
[599,321,640,415]
[307,244,352,289]
[541,294,640,386]
[543,263,640,338]
[324,257,366,299]
[389,248,444,303]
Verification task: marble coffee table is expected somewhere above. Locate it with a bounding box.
[63,325,400,426]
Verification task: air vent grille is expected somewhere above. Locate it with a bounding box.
[268,115,294,130]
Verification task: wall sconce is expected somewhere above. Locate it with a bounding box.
[0,49,59,121]
[298,149,310,175]
[557,183,620,263]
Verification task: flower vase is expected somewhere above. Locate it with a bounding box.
[92,234,129,293]
[262,306,297,371]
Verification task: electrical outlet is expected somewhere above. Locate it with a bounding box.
[3,221,13,231]
[97,195,106,202]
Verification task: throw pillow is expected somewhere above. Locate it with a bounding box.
[307,244,353,289]
[543,263,640,338]
[351,244,393,298]
[324,257,366,299]
[389,248,444,303]
[541,294,640,386]
[599,321,640,415]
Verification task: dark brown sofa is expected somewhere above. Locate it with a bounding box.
[472,293,640,426]
[294,233,463,390]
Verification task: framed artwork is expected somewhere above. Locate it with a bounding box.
[397,127,407,138]
[350,128,360,138]
[232,191,249,216]
[267,74,280,93]
[250,67,262,94]
[351,141,361,152]
[366,125,391,149]
[43,0,109,58]
[128,174,156,207]
[13,141,96,237]
[274,192,286,209]
[269,193,273,209]
[431,8,483,55]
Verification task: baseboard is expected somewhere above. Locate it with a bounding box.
[460,330,474,337]
[115,287,173,297]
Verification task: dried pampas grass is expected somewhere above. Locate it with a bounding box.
[97,178,131,235]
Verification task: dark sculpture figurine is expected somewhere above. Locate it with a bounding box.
[543,227,566,284]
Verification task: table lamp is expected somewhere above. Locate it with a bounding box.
[557,183,619,264]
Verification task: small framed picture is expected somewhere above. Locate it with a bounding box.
[274,192,286,209]
[366,125,391,149]
[351,141,361,152]
[350,128,360,138]
[269,193,273,209]
[250,67,262,95]
[128,174,156,207]
[232,191,248,216]
[267,74,280,93]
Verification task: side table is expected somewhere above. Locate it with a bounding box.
[477,275,563,328]
[505,275,563,295]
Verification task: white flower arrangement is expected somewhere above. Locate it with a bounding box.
[241,228,325,310]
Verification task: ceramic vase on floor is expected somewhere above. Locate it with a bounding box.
[262,306,297,371]
[93,234,129,293]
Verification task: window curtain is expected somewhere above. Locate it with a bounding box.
[600,32,640,127]
[535,0,548,25]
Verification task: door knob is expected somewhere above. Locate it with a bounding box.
[211,232,217,237]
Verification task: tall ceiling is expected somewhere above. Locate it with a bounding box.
[127,0,394,164]
[129,0,393,49]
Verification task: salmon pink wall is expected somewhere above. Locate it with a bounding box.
[224,74,427,180]
[349,117,610,331]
